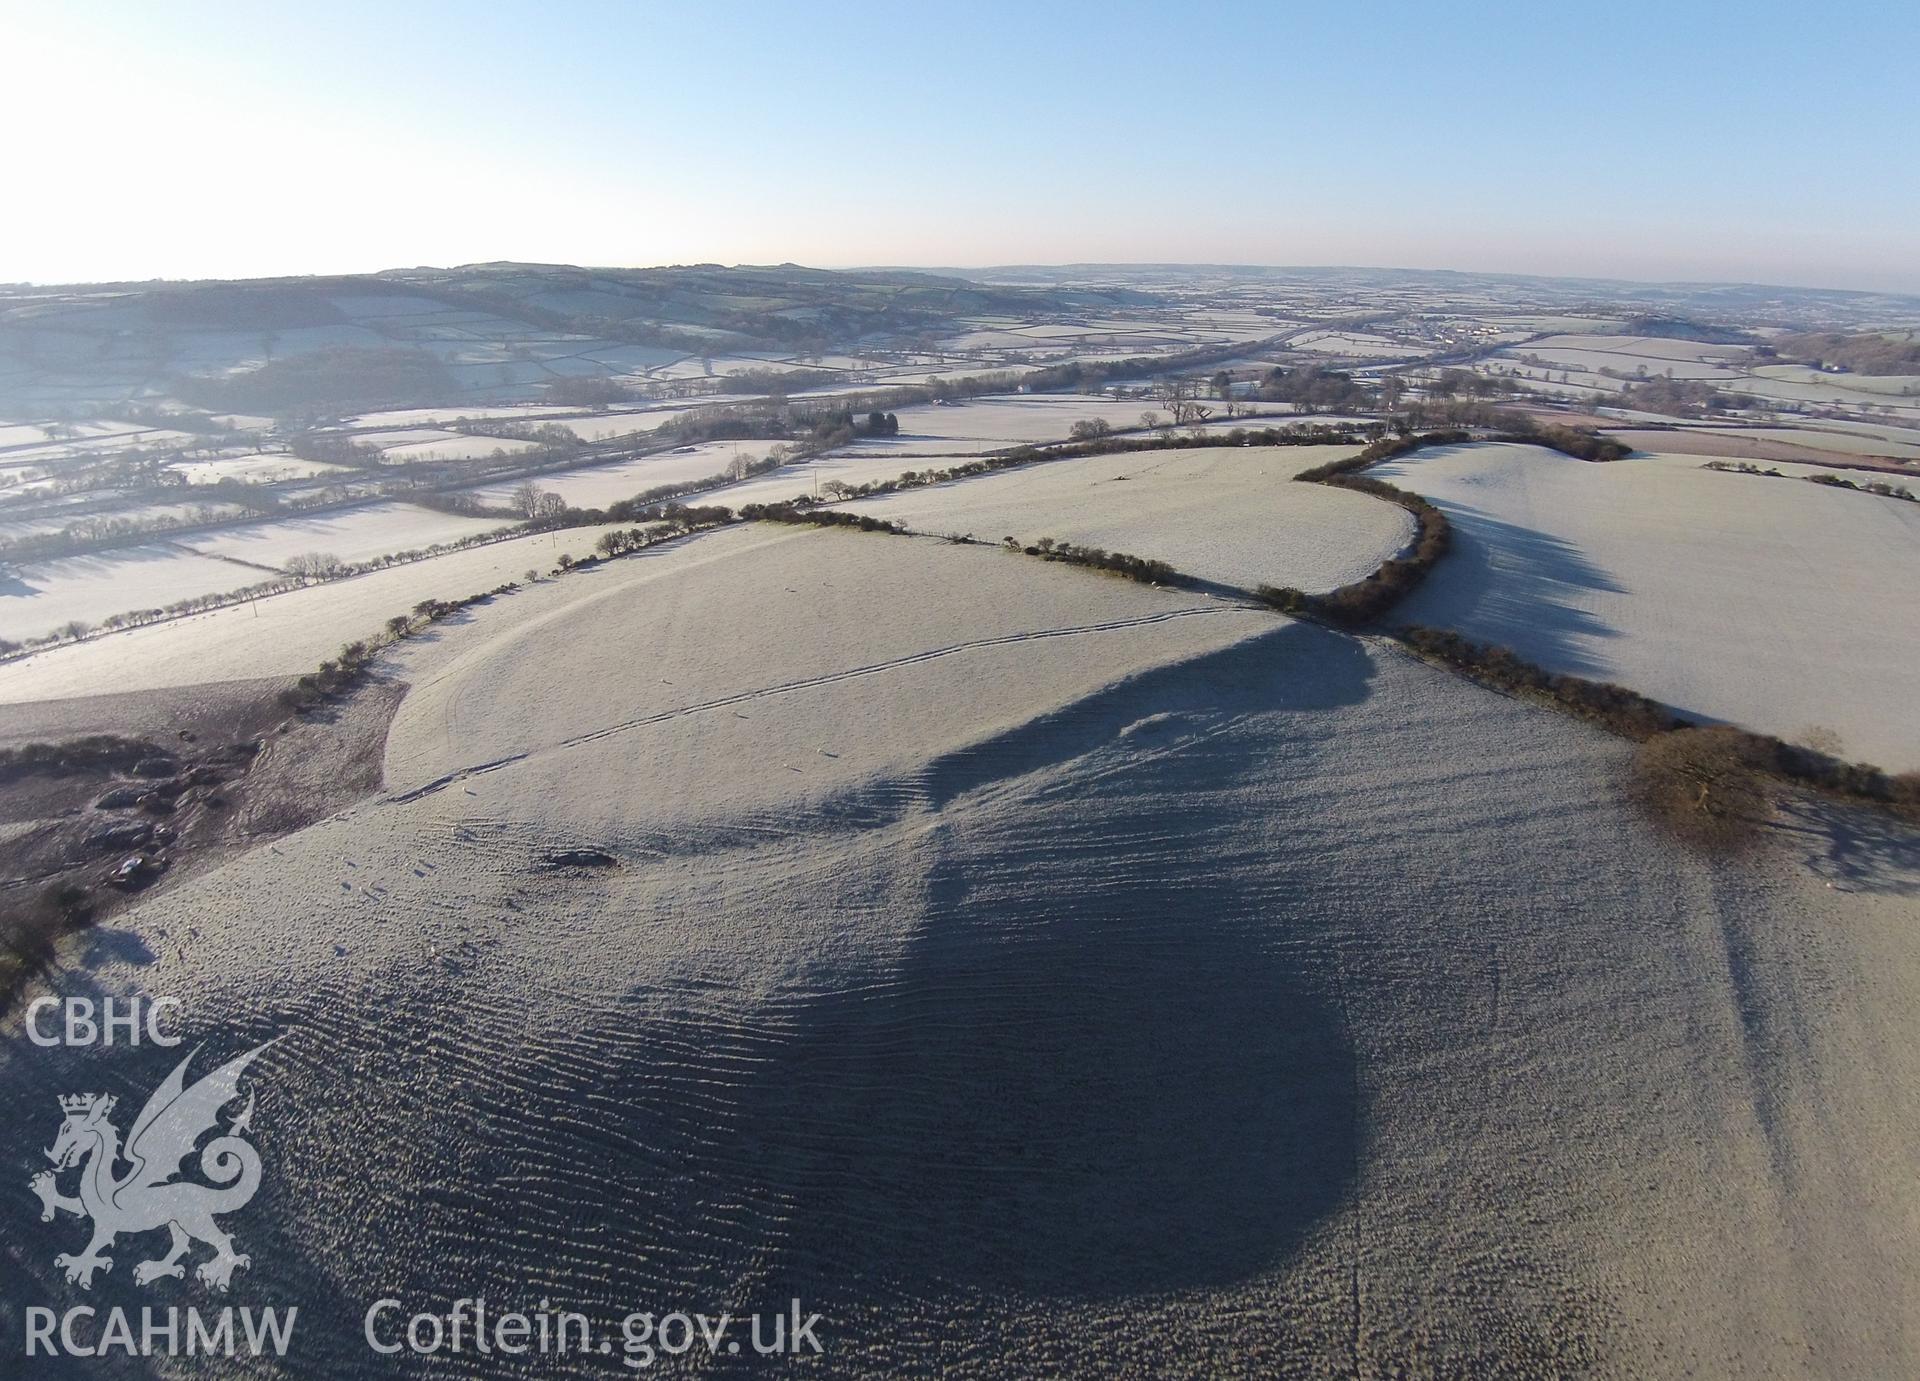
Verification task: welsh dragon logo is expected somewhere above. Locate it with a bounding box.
[30,1040,276,1292]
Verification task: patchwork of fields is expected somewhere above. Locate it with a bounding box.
[5,269,1920,1375]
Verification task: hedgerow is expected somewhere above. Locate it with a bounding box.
[1005,536,1177,585]
[1395,625,1920,826]
[1255,431,1465,626]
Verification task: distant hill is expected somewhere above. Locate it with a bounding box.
[1766,330,1920,376]
[0,264,1153,414]
[1619,315,1754,345]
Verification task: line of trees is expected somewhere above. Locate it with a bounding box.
[1704,459,1917,502]
[1259,419,1625,631]
[737,504,906,534]
[1257,431,1469,625]
[732,502,1179,588]
[1600,377,1757,418]
[0,523,546,659]
[1804,472,1918,502]
[1504,424,1631,462]
[1396,625,1920,832]
[277,581,522,711]
[1002,536,1177,585]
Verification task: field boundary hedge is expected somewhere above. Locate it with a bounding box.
[1395,625,1919,819]
[1250,430,1468,626]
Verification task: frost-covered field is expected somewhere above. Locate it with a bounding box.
[12,520,1914,1375]
[1752,363,1920,396]
[0,498,253,543]
[1636,452,1918,487]
[0,429,207,467]
[819,396,1314,461]
[1609,425,1920,465]
[700,453,929,509]
[853,395,1172,454]
[1796,417,1920,451]
[1376,442,1920,767]
[0,522,638,700]
[1735,368,1920,418]
[347,401,747,445]
[942,324,1204,352]
[170,454,353,484]
[1517,348,1744,381]
[345,428,450,449]
[551,411,680,442]
[183,501,512,568]
[651,355,766,380]
[377,433,544,463]
[1724,426,1920,460]
[1289,329,1416,356]
[1,544,259,641]
[3,501,527,641]
[0,421,168,449]
[1535,333,1749,360]
[845,444,1409,593]
[382,525,1271,806]
[462,442,768,509]
[346,405,579,429]
[1495,334,1756,385]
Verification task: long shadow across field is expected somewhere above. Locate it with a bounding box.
[1400,504,1625,677]
[0,622,1371,1376]
[729,850,1360,1304]
[729,622,1367,1302]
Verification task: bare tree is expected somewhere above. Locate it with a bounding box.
[286,551,344,579]
[509,483,567,520]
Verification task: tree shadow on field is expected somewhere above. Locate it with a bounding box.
[1405,503,1625,677]
[1771,795,1920,896]
[726,622,1366,1302]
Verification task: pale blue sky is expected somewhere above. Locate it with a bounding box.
[4,0,1916,291]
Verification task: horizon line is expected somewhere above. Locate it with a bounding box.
[5,259,1917,305]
